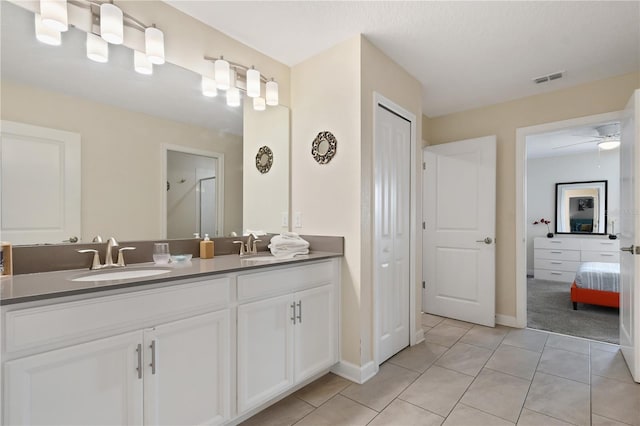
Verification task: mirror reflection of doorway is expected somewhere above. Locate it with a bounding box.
[167,150,220,238]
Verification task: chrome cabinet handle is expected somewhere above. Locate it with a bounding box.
[291,302,296,324]
[475,237,493,244]
[136,343,142,379]
[150,340,156,375]
[296,301,302,323]
[621,245,636,254]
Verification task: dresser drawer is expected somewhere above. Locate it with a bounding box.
[581,251,620,263]
[580,239,619,252]
[534,249,580,262]
[534,238,581,250]
[534,269,576,283]
[534,259,581,273]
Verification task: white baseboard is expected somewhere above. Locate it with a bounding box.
[414,328,425,344]
[495,314,521,328]
[331,360,378,384]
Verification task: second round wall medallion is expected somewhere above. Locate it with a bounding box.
[255,145,273,174]
[312,131,337,164]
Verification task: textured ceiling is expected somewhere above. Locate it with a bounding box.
[166,1,640,117]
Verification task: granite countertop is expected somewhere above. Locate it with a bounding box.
[0,252,342,306]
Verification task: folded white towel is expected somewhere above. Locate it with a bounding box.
[269,233,310,258]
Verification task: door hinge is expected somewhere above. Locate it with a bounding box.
[422,221,425,230]
[422,281,426,289]
[422,162,426,170]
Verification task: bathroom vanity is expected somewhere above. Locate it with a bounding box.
[0,253,342,425]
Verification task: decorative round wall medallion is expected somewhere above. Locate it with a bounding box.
[255,146,273,174]
[312,131,337,164]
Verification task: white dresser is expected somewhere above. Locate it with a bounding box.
[533,237,620,282]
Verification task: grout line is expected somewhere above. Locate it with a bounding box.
[514,333,548,425]
[455,402,518,424]
[523,406,582,426]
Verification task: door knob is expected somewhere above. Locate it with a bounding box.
[621,245,636,254]
[475,237,493,244]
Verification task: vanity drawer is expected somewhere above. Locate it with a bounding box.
[534,249,580,262]
[534,269,576,283]
[237,260,334,302]
[581,251,620,263]
[580,239,619,252]
[4,277,230,354]
[534,238,581,250]
[534,259,581,273]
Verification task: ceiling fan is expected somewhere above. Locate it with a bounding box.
[552,123,621,151]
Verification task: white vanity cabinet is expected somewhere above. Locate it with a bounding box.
[2,277,231,426]
[236,261,339,414]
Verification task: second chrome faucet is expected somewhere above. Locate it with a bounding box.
[78,237,136,270]
[233,234,262,257]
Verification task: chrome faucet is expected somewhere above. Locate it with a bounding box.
[78,237,136,270]
[234,234,262,257]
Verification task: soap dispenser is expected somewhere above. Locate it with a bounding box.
[200,234,214,259]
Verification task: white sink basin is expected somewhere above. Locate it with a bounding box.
[71,268,172,282]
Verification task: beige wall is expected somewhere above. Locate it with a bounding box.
[243,103,290,234]
[291,35,423,367]
[424,71,640,319]
[1,80,243,242]
[291,36,362,365]
[359,37,423,364]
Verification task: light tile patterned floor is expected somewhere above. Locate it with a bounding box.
[241,314,640,426]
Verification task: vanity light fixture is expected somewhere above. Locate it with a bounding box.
[86,32,108,63]
[40,0,68,32]
[201,76,218,97]
[266,79,279,106]
[35,13,62,46]
[134,50,153,75]
[253,97,266,111]
[246,66,261,98]
[145,26,165,65]
[215,57,231,90]
[598,139,621,150]
[100,3,124,45]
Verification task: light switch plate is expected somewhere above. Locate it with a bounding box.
[281,212,289,227]
[294,212,302,228]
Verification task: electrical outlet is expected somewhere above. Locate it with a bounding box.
[281,212,289,227]
[294,212,302,228]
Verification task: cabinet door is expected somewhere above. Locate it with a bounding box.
[294,284,336,382]
[237,294,294,413]
[144,310,230,426]
[4,331,143,425]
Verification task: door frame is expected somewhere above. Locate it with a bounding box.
[515,110,624,327]
[161,144,225,239]
[372,92,419,367]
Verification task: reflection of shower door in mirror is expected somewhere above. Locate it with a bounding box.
[197,173,217,237]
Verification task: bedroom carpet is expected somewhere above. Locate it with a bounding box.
[527,277,619,344]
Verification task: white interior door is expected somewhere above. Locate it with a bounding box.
[1,121,80,244]
[619,89,640,383]
[423,136,496,326]
[375,104,411,363]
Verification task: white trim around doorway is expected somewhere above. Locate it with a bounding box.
[515,111,624,328]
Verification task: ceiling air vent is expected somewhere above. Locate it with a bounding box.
[533,71,564,84]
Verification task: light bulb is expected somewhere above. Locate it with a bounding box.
[134,50,153,75]
[266,79,279,106]
[226,87,241,107]
[246,67,261,98]
[253,97,266,111]
[100,3,124,45]
[598,140,621,150]
[145,27,165,65]
[214,57,230,90]
[86,33,108,63]
[40,0,68,32]
[201,76,218,97]
[35,13,61,46]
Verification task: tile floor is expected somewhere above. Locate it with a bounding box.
[241,313,640,426]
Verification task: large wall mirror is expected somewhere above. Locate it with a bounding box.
[555,180,608,235]
[0,2,289,245]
